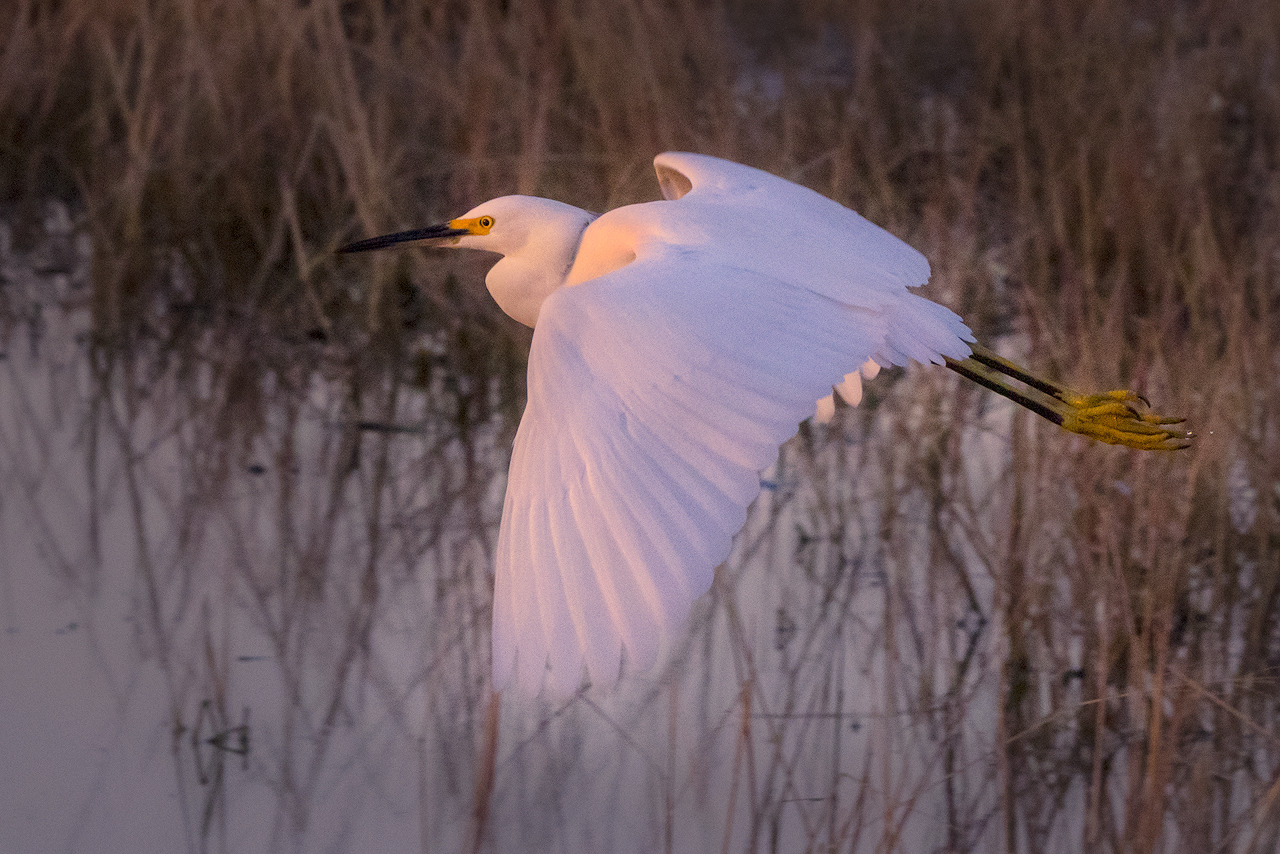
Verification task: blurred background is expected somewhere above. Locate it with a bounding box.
[1,0,1277,851]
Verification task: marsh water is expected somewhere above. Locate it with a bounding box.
[0,206,1270,853]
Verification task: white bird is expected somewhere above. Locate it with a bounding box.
[340,152,1189,696]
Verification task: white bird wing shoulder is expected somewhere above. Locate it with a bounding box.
[492,243,888,696]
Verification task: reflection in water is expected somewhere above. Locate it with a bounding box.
[1,207,1275,852]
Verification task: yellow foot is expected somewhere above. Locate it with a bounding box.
[1059,390,1193,451]
[946,344,1193,451]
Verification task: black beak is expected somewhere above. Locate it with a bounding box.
[337,223,470,254]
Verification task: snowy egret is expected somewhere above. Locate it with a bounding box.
[340,152,1190,696]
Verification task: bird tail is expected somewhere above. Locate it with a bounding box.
[873,292,974,368]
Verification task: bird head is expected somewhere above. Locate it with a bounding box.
[339,195,596,327]
[338,196,585,257]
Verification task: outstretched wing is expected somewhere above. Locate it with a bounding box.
[492,153,973,695]
[493,252,885,695]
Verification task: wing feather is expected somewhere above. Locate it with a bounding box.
[493,255,898,693]
[525,438,577,694]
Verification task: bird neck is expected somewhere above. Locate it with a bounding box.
[485,205,594,327]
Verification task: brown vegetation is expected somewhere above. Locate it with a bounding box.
[2,0,1278,851]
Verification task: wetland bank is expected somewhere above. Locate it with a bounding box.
[1,1,1278,851]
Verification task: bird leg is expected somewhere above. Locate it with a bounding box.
[944,342,1192,451]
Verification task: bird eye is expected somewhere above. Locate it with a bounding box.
[478,216,493,229]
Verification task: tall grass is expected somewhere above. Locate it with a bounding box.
[2,0,1279,851]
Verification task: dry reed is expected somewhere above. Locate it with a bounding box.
[2,0,1278,851]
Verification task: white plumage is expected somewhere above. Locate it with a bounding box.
[342,152,976,695]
